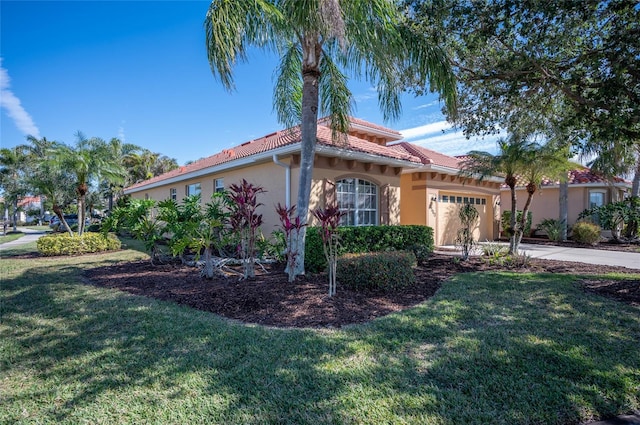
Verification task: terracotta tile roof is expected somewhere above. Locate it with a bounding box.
[390,142,462,169]
[499,167,630,189]
[541,168,628,186]
[125,117,420,192]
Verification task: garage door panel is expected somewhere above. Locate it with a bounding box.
[436,193,490,246]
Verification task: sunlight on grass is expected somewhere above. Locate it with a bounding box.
[1,244,638,424]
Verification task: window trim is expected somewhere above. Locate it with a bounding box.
[336,177,378,226]
[214,178,225,193]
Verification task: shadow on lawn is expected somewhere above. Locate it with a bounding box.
[2,262,639,424]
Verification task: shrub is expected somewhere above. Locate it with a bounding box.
[305,225,434,273]
[501,210,532,237]
[537,218,564,242]
[37,232,121,256]
[336,251,416,292]
[455,204,479,260]
[571,221,602,245]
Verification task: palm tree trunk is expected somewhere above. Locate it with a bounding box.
[293,41,321,278]
[508,186,518,254]
[559,180,568,241]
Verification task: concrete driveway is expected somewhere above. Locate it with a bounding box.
[518,243,639,270]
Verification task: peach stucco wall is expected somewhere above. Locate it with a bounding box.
[130,155,403,237]
[400,172,501,246]
[499,185,627,229]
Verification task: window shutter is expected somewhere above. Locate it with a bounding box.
[380,184,390,225]
[324,178,336,207]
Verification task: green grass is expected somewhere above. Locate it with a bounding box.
[0,232,24,244]
[1,245,638,425]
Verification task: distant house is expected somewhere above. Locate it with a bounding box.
[124,117,502,246]
[499,167,632,232]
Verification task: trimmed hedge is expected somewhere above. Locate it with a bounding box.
[336,251,416,291]
[37,233,121,256]
[305,225,433,273]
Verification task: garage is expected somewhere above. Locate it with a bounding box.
[435,192,492,246]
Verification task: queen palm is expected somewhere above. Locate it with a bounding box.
[461,137,532,254]
[21,136,59,223]
[53,133,125,235]
[204,0,456,276]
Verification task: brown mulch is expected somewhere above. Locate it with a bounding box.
[83,253,639,328]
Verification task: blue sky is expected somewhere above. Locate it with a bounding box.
[1,1,498,166]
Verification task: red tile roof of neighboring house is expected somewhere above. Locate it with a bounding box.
[499,167,630,189]
[18,196,41,208]
[390,142,463,169]
[125,118,421,192]
[542,168,628,186]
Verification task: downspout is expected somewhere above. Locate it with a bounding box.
[273,154,291,208]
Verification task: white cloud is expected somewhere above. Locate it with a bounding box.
[412,100,439,110]
[0,59,40,138]
[118,123,126,142]
[399,120,453,139]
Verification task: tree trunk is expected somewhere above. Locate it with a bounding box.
[559,180,568,241]
[632,158,640,197]
[514,192,535,254]
[292,37,321,278]
[508,186,518,254]
[204,246,214,279]
[11,199,18,232]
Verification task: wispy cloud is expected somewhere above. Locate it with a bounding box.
[0,59,40,138]
[118,122,126,142]
[412,100,439,110]
[353,87,377,102]
[400,120,500,157]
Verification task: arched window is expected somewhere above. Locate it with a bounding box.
[336,178,378,225]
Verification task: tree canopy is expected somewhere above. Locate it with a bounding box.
[405,0,639,192]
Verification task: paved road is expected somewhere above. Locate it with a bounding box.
[0,227,47,251]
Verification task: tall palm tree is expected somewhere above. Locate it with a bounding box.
[101,138,141,211]
[204,0,457,276]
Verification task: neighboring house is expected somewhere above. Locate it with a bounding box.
[124,117,501,246]
[16,196,42,224]
[499,167,632,232]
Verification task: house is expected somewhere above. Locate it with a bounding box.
[499,167,632,232]
[124,117,502,246]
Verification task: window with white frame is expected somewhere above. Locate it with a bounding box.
[186,183,201,197]
[589,190,605,208]
[336,178,378,226]
[170,188,177,201]
[214,178,224,193]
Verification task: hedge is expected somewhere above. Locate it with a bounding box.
[336,251,417,292]
[37,232,121,256]
[305,225,434,273]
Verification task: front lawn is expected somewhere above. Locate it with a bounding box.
[1,245,638,424]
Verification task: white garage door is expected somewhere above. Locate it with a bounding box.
[436,193,490,246]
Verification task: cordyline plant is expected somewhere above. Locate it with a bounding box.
[228,179,266,279]
[276,203,306,283]
[312,205,345,297]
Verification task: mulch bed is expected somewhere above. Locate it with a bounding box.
[83,253,639,328]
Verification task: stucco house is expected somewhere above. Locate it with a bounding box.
[124,117,502,246]
[499,167,632,232]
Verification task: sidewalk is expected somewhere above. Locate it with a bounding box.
[437,241,640,270]
[0,227,47,251]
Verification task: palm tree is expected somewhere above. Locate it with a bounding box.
[0,147,29,231]
[53,133,125,235]
[204,0,457,276]
[462,136,572,253]
[461,137,532,254]
[21,136,59,223]
[101,138,141,211]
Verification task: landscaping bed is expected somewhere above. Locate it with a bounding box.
[84,253,639,328]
